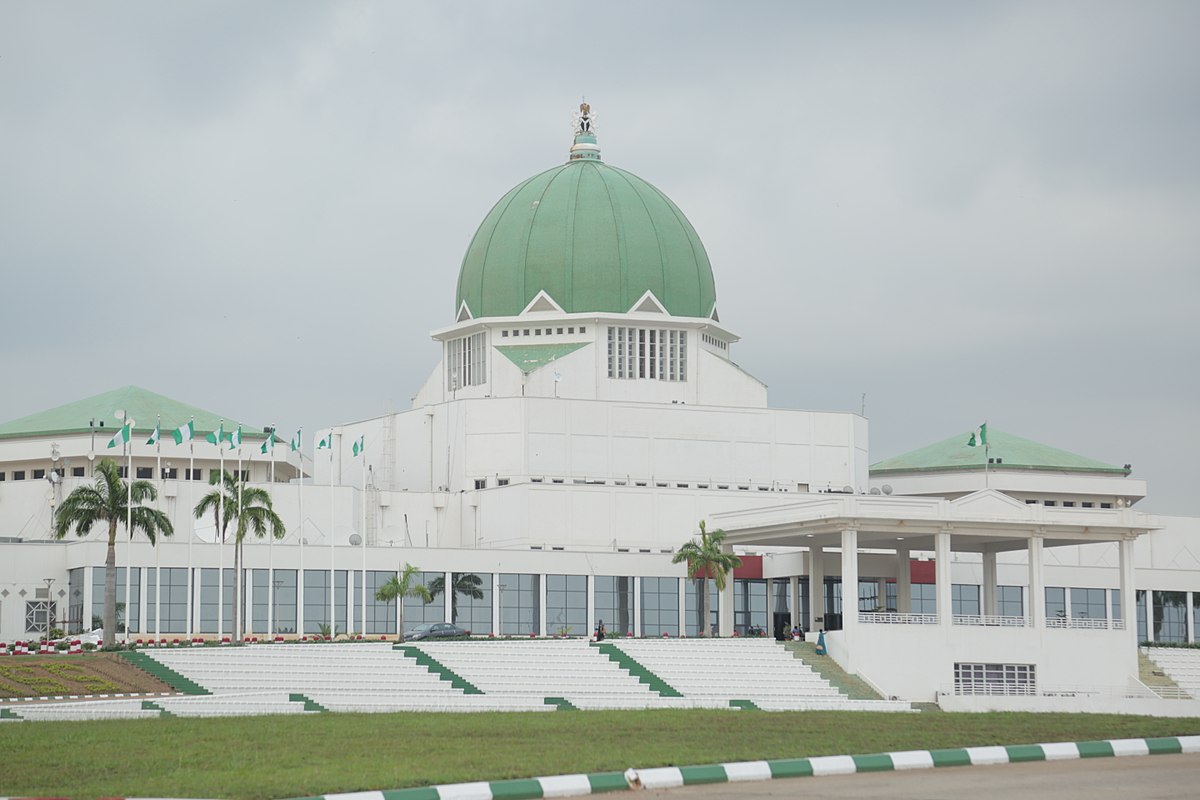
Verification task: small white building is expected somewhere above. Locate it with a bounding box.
[0,109,1194,706]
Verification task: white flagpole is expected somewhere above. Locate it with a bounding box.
[124,416,132,645]
[218,419,225,642]
[297,428,304,640]
[329,434,335,639]
[237,439,246,641]
[361,460,368,637]
[186,419,194,640]
[154,415,161,642]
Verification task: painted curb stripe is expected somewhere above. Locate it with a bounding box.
[722,760,772,782]
[888,749,935,770]
[291,736,1200,800]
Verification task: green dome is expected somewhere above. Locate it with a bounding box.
[455,135,716,319]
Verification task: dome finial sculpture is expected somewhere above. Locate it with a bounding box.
[569,101,601,161]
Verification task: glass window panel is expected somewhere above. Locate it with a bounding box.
[641,577,679,637]
[545,574,587,636]
[403,571,446,632]
[451,572,492,634]
[595,576,634,637]
[1045,587,1066,620]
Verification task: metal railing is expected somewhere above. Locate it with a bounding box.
[1046,616,1111,630]
[948,682,1175,699]
[859,612,939,625]
[952,614,1028,628]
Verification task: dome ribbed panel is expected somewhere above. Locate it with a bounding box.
[455,160,716,319]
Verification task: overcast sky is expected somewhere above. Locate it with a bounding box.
[1,2,1196,514]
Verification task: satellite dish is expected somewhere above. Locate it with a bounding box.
[842,485,853,494]
[348,533,362,546]
[881,485,893,495]
[869,487,882,495]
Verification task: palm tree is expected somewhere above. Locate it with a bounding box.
[53,458,173,647]
[427,573,484,623]
[374,563,433,642]
[193,470,284,642]
[672,520,742,637]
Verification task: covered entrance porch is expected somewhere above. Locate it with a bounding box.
[710,490,1155,701]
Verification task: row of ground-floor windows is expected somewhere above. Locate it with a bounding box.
[42,569,1196,642]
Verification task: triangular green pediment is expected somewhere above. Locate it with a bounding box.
[0,386,264,441]
[494,343,589,375]
[870,428,1129,476]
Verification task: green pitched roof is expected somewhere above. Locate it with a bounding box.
[456,133,716,320]
[0,386,264,441]
[870,428,1130,476]
[494,342,590,374]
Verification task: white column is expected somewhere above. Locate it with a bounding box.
[586,575,596,640]
[295,567,305,636]
[809,547,824,631]
[982,550,998,617]
[538,574,547,637]
[633,577,642,637]
[491,573,501,635]
[789,575,800,631]
[935,531,952,628]
[442,571,452,624]
[718,573,734,637]
[677,579,687,637]
[1118,537,1139,669]
[896,547,911,614]
[841,529,859,628]
[1028,535,1045,629]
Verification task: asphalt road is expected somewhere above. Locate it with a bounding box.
[644,753,1200,799]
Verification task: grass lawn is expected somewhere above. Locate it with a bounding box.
[3,709,1198,800]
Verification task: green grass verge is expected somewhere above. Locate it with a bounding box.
[1,710,1197,800]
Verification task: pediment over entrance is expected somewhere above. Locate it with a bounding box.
[950,489,1031,517]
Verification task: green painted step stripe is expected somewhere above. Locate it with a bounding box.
[728,699,760,711]
[593,642,682,697]
[286,736,1200,799]
[289,693,329,713]
[119,650,210,695]
[395,645,484,694]
[0,707,23,720]
[140,699,174,717]
[543,696,577,711]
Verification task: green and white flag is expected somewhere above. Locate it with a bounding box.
[260,432,275,455]
[229,425,242,450]
[290,429,302,451]
[206,422,225,446]
[967,422,989,448]
[146,421,161,446]
[172,420,194,445]
[106,424,131,449]
[317,433,332,450]
[352,435,364,457]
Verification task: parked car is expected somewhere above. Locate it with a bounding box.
[405,622,470,641]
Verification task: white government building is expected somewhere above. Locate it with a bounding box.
[1,108,1197,706]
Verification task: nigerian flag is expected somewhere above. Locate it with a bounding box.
[146,421,161,446]
[106,424,131,449]
[172,420,194,445]
[967,423,989,448]
[229,425,242,450]
[206,421,225,446]
[317,433,332,450]
[352,436,365,457]
[260,432,275,455]
[290,429,302,452]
